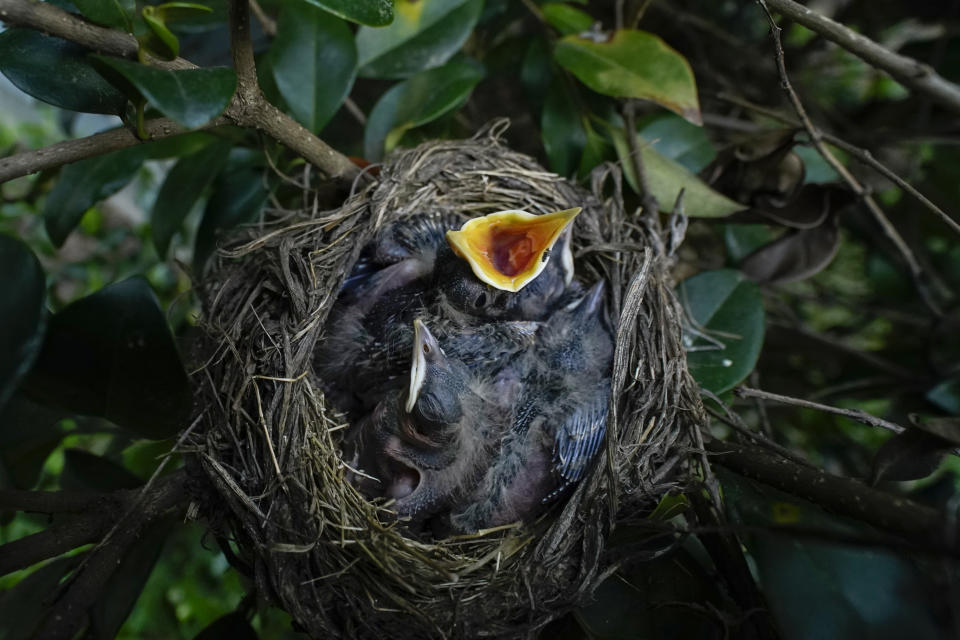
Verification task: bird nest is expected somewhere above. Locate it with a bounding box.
[184,122,703,639]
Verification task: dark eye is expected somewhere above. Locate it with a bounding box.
[422,342,431,354]
[474,292,487,308]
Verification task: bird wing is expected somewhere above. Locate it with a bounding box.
[552,382,609,485]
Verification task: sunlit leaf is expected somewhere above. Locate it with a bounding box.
[43,145,149,247]
[0,29,127,115]
[93,55,236,128]
[363,57,484,161]
[541,3,593,35]
[22,277,191,439]
[0,236,46,414]
[356,0,482,79]
[299,0,394,26]
[740,215,841,284]
[555,29,701,124]
[678,269,765,394]
[609,124,745,217]
[151,139,232,257]
[270,1,357,133]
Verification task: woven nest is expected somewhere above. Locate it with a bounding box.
[184,121,704,639]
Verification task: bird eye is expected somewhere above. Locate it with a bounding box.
[422,343,431,354]
[474,292,487,308]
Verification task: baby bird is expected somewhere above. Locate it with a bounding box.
[347,319,509,529]
[448,281,614,533]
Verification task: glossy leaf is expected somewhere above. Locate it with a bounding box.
[0,29,127,115]
[555,29,702,124]
[0,555,83,640]
[195,612,259,640]
[0,236,46,414]
[44,145,148,247]
[62,448,142,491]
[740,215,841,284]
[870,429,949,485]
[541,3,593,35]
[609,125,745,217]
[0,395,68,489]
[364,58,484,161]
[520,37,553,107]
[89,518,174,639]
[721,470,943,640]
[151,140,232,256]
[927,377,960,415]
[270,1,357,133]
[93,55,237,128]
[578,119,612,179]
[300,0,394,26]
[637,112,716,173]
[678,269,765,394]
[724,224,774,263]
[541,78,585,177]
[72,0,134,30]
[22,277,191,439]
[194,150,271,270]
[356,0,483,79]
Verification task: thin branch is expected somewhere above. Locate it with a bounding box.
[756,0,941,315]
[228,0,259,103]
[716,92,960,239]
[0,117,226,184]
[248,0,276,37]
[763,0,960,115]
[0,0,360,182]
[734,386,905,434]
[706,439,958,551]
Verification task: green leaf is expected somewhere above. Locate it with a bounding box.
[870,429,949,484]
[0,29,127,115]
[0,555,83,640]
[141,5,182,60]
[43,145,149,247]
[724,224,774,263]
[609,125,745,217]
[720,470,944,640]
[154,1,214,21]
[637,112,716,173]
[151,140,232,256]
[93,55,237,128]
[299,0,394,26]
[195,612,259,640]
[555,29,702,124]
[520,37,553,108]
[356,0,483,79]
[0,395,68,490]
[364,57,484,161]
[270,1,357,133]
[89,518,174,639]
[0,236,46,414]
[677,269,765,394]
[541,3,593,36]
[194,150,271,270]
[22,276,191,440]
[541,78,586,177]
[72,0,134,30]
[62,449,142,491]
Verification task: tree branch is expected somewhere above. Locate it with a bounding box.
[756,0,942,316]
[706,439,958,552]
[0,513,108,576]
[227,0,259,103]
[763,0,960,115]
[32,471,188,640]
[734,386,905,435]
[0,488,107,513]
[0,0,360,182]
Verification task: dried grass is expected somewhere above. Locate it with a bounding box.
[183,121,704,639]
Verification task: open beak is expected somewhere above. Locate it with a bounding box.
[445,208,581,292]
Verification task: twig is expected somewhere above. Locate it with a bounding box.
[0,117,225,184]
[706,439,957,550]
[622,100,661,221]
[228,0,259,103]
[0,0,359,182]
[734,386,905,434]
[756,0,941,316]
[763,0,960,115]
[716,92,960,239]
[248,0,276,37]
